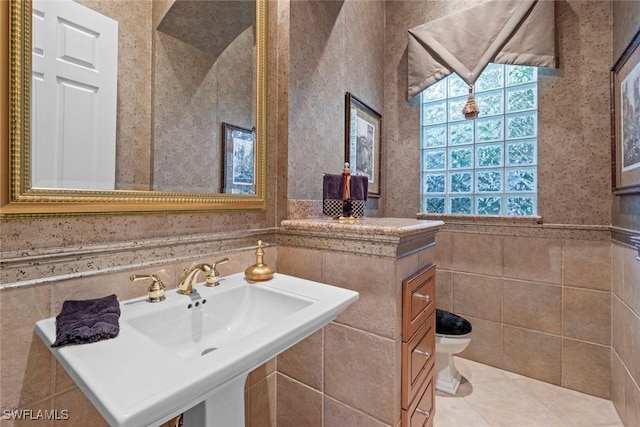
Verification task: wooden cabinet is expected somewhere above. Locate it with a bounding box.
[402,264,436,427]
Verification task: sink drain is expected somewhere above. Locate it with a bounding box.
[201,347,218,356]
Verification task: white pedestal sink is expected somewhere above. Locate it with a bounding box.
[34,273,358,427]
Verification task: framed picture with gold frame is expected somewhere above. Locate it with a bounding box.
[345,92,382,197]
[612,29,640,194]
[222,123,255,195]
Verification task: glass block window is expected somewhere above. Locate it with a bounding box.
[420,64,538,215]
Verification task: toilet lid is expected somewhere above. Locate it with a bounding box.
[436,309,472,335]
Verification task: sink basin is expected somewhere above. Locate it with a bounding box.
[126,284,314,360]
[34,272,358,427]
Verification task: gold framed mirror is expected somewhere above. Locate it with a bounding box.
[1,0,267,217]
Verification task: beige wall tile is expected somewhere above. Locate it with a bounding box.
[614,297,640,386]
[1,286,52,411]
[324,396,389,427]
[53,387,109,427]
[563,240,611,290]
[451,233,503,277]
[452,273,502,322]
[625,305,640,384]
[459,316,502,369]
[611,296,627,369]
[503,237,562,284]
[276,246,324,282]
[434,232,453,270]
[435,269,452,312]
[563,288,611,345]
[613,244,634,310]
[416,245,437,272]
[324,323,400,425]
[323,252,399,339]
[503,326,561,386]
[247,374,276,427]
[562,339,610,399]
[246,358,276,390]
[612,242,625,299]
[396,252,421,287]
[625,373,640,427]
[611,351,626,420]
[623,245,640,315]
[54,361,75,395]
[503,279,561,334]
[276,374,322,427]
[277,329,323,391]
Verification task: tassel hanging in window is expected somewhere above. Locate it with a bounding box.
[462,85,479,120]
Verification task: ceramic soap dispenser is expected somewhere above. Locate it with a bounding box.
[244,240,275,281]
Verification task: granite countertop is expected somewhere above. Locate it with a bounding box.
[280,217,444,238]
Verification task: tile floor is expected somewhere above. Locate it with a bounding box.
[434,357,624,427]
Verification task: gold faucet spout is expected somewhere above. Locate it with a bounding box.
[177,264,214,295]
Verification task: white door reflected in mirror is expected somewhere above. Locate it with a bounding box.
[32,0,118,190]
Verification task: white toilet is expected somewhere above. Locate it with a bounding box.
[435,332,472,395]
[434,309,472,395]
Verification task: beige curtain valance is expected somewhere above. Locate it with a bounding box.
[407,0,557,100]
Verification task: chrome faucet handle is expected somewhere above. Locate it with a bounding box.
[206,258,229,287]
[130,274,166,303]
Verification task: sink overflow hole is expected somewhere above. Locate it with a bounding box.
[201,347,218,356]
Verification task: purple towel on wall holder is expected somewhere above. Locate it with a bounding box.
[323,174,344,217]
[323,174,344,200]
[322,174,368,218]
[350,176,368,201]
[51,294,121,347]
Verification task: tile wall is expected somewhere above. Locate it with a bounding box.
[611,242,640,426]
[433,225,613,399]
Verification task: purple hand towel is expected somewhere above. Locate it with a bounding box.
[51,294,121,347]
[350,175,368,201]
[323,174,344,200]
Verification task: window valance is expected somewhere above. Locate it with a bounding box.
[407,0,557,101]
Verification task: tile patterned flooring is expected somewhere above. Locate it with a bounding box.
[434,357,624,427]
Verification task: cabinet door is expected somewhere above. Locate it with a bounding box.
[401,371,435,427]
[402,311,435,409]
[402,264,435,342]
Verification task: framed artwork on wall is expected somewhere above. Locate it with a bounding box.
[612,29,640,194]
[345,92,382,197]
[222,123,255,195]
